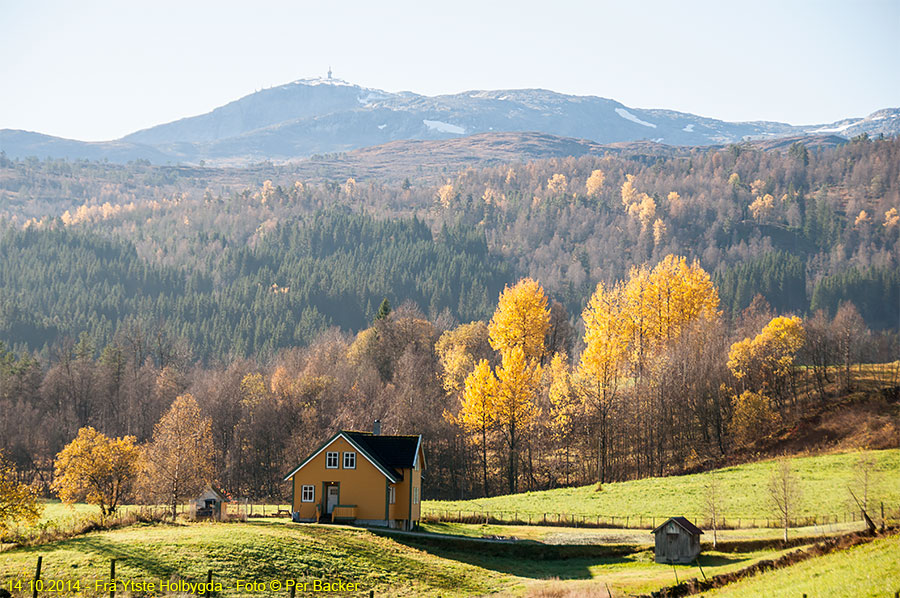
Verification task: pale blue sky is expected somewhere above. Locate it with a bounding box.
[1,0,898,141]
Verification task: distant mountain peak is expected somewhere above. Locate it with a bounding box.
[2,76,897,165]
[289,76,357,88]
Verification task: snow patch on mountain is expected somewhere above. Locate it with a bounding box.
[358,91,390,105]
[683,124,695,132]
[810,121,857,134]
[615,108,657,128]
[423,120,466,134]
[293,77,354,87]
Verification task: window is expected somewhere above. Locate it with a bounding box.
[301,485,314,503]
[326,451,339,469]
[343,451,356,469]
[389,486,396,504]
[413,487,419,504]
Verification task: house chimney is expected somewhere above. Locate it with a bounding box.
[373,419,381,435]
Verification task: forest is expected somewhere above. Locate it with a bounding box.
[0,135,897,502]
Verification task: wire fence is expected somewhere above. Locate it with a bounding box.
[421,505,900,530]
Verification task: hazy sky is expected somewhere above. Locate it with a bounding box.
[2,0,898,141]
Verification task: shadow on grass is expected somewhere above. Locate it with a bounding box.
[383,532,640,580]
[31,536,180,581]
[697,553,750,567]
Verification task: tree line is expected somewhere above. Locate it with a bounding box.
[0,211,508,360]
[0,256,894,511]
[1,136,897,366]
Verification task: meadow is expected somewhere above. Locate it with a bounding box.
[703,533,900,598]
[0,517,814,597]
[423,449,900,526]
[2,450,893,598]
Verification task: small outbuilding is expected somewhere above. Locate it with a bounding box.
[191,487,228,521]
[652,517,703,564]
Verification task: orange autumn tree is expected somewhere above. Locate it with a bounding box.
[53,427,141,517]
[1,450,42,529]
[143,394,215,519]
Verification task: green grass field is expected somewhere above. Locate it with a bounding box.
[703,534,900,598]
[0,520,505,597]
[424,449,900,525]
[0,518,815,597]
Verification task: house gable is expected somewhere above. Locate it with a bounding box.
[652,516,703,536]
[284,431,401,483]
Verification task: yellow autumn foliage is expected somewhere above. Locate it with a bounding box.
[749,193,775,220]
[1,450,42,528]
[459,359,497,436]
[436,183,455,208]
[494,346,541,436]
[585,169,605,197]
[730,390,780,445]
[727,315,806,384]
[488,277,550,363]
[546,173,568,195]
[53,427,141,516]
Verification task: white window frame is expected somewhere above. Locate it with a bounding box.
[343,451,356,469]
[301,485,315,503]
[413,487,419,504]
[326,451,339,469]
[389,486,396,504]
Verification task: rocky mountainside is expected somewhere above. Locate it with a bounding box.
[2,76,897,165]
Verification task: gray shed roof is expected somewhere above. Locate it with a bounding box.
[652,516,703,536]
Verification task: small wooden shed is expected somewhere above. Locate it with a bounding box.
[652,517,703,564]
[192,487,228,521]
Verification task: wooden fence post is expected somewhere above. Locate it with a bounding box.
[203,570,213,598]
[110,559,116,598]
[32,556,42,598]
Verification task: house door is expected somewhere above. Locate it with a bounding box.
[326,485,339,514]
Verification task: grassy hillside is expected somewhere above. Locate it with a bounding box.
[0,520,504,597]
[424,449,900,525]
[703,534,900,598]
[0,518,808,598]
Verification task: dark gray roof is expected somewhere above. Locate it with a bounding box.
[284,430,422,483]
[652,516,703,535]
[343,431,421,480]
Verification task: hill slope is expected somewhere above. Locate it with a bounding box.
[423,449,900,523]
[704,534,899,598]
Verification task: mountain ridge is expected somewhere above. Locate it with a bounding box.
[2,76,897,165]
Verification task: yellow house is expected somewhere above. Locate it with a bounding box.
[284,426,424,530]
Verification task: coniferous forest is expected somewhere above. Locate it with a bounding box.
[0,136,897,501]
